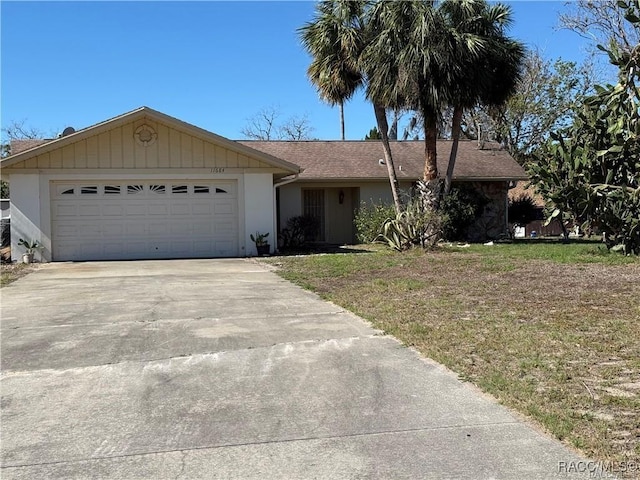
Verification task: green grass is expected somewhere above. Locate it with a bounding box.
[264,241,640,470]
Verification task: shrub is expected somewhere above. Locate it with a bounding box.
[354,201,396,243]
[280,215,320,249]
[508,194,541,227]
[378,196,443,251]
[440,186,487,241]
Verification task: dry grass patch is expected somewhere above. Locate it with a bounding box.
[1,262,38,287]
[266,242,640,472]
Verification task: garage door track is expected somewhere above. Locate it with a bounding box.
[1,259,594,479]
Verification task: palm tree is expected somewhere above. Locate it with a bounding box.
[366,0,471,209]
[298,1,365,141]
[299,0,403,213]
[440,0,525,197]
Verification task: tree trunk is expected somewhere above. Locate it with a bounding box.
[340,101,345,141]
[443,105,463,198]
[373,103,402,214]
[423,114,438,181]
[419,112,441,213]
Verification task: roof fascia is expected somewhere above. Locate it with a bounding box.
[1,106,300,174]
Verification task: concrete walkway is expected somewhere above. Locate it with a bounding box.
[1,259,595,479]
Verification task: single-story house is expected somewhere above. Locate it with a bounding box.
[1,107,526,262]
[240,140,527,244]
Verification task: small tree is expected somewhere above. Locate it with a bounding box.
[364,126,382,140]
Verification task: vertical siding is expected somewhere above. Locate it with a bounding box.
[203,142,214,166]
[75,141,87,168]
[169,128,181,167]
[61,144,75,168]
[38,152,51,169]
[215,145,227,167]
[97,132,111,167]
[25,155,38,169]
[157,123,170,168]
[86,136,98,168]
[180,133,192,167]
[145,130,159,168]
[20,119,277,170]
[110,129,122,168]
[192,138,204,168]
[122,123,134,167]
[50,148,63,168]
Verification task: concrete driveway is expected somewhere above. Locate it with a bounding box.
[1,259,594,479]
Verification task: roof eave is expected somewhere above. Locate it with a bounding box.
[1,106,301,174]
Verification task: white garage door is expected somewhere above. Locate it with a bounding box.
[51,180,239,261]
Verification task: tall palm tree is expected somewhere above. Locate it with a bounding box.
[440,0,525,197]
[366,0,478,209]
[298,1,365,141]
[299,0,404,213]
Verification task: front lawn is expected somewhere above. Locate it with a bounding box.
[265,240,640,472]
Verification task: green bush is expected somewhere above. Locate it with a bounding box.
[354,201,396,243]
[379,196,443,251]
[440,185,487,241]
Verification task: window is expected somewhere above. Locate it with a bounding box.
[215,187,228,194]
[60,188,75,195]
[172,185,188,194]
[104,185,121,195]
[194,186,210,194]
[80,186,98,195]
[127,184,144,194]
[150,184,166,194]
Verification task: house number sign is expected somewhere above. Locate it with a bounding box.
[210,167,225,173]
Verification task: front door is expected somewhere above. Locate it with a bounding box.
[302,189,325,241]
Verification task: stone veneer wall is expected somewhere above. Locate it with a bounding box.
[464,181,509,242]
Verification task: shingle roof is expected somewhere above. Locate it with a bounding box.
[238,140,527,181]
[9,139,51,155]
[508,181,545,207]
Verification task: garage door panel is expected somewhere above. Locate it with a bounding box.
[214,202,234,215]
[126,204,148,216]
[78,204,101,216]
[170,204,191,215]
[103,205,125,216]
[192,222,213,235]
[126,223,147,235]
[51,180,239,261]
[148,204,168,216]
[54,204,77,217]
[55,224,79,238]
[192,203,213,215]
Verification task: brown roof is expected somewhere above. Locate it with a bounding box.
[9,139,51,155]
[239,140,526,182]
[508,181,545,207]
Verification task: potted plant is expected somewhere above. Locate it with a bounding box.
[250,231,270,256]
[18,238,42,264]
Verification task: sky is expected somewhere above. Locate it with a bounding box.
[1,1,597,142]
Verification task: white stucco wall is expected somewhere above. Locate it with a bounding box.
[9,173,49,262]
[278,184,302,230]
[244,173,275,255]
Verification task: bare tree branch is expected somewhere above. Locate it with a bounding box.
[559,0,640,55]
[241,106,315,140]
